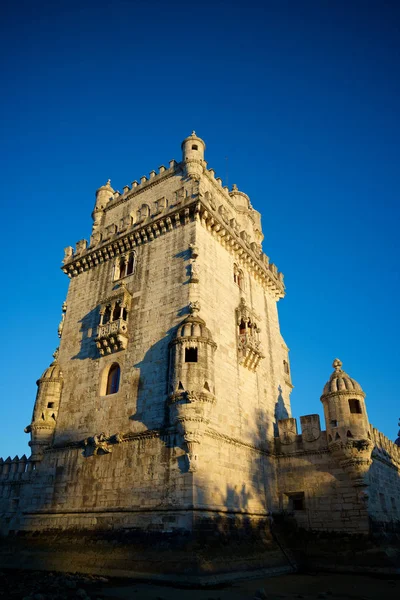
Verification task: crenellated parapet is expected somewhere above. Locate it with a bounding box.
[370,425,400,470]
[0,455,33,481]
[61,134,285,299]
[275,414,327,455]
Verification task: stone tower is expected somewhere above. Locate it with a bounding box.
[16,132,292,536]
[1,134,400,577]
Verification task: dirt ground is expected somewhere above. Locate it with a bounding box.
[0,570,399,600]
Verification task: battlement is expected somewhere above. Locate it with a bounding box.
[106,159,179,208]
[275,415,327,454]
[275,415,400,472]
[0,455,33,480]
[371,425,400,467]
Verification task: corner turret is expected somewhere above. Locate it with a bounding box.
[181,131,206,178]
[167,302,217,472]
[24,349,63,463]
[321,359,372,485]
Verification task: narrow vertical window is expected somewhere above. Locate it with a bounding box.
[112,302,120,322]
[103,305,111,324]
[119,257,127,279]
[127,253,135,275]
[106,363,120,395]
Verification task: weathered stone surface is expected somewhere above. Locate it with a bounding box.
[0,134,399,575]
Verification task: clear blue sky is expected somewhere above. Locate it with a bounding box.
[1,0,399,459]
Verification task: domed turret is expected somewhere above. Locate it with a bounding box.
[25,349,63,462]
[181,132,206,178]
[321,359,372,485]
[229,184,251,212]
[169,304,216,397]
[95,179,114,211]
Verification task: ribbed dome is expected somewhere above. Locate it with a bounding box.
[96,179,114,195]
[38,360,63,382]
[322,359,364,397]
[177,314,214,341]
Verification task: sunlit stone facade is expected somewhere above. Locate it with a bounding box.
[1,134,399,545]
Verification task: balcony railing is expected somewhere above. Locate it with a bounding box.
[95,318,128,355]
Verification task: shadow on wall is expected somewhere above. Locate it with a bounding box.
[274,385,289,436]
[71,307,100,361]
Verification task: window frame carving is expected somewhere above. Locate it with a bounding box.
[114,251,136,281]
[95,283,132,355]
[236,297,264,371]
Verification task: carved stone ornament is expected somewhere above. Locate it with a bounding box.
[189,243,199,258]
[280,425,297,445]
[189,301,201,314]
[58,301,67,339]
[301,426,320,443]
[82,432,122,457]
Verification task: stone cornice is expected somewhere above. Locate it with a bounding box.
[62,198,285,299]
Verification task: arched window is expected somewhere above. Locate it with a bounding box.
[106,363,120,395]
[239,320,246,335]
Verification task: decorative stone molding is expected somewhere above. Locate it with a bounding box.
[62,199,285,299]
[329,438,373,486]
[236,298,264,370]
[95,282,132,356]
[57,301,67,339]
[82,432,123,457]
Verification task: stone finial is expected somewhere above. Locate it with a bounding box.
[191,130,196,136]
[232,183,238,191]
[52,347,59,362]
[332,358,342,372]
[106,179,111,186]
[189,301,200,315]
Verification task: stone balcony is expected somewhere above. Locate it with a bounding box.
[95,318,129,355]
[238,333,264,371]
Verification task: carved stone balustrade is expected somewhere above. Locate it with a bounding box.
[238,332,264,371]
[95,318,128,355]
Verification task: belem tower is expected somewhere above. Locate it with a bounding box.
[1,134,399,573]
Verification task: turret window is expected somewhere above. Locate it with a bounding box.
[185,347,198,363]
[192,144,198,150]
[349,399,362,414]
[106,363,120,395]
[47,402,54,409]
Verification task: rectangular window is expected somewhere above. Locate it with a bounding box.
[47,402,55,409]
[349,399,362,414]
[185,347,198,363]
[330,419,338,427]
[287,492,305,511]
